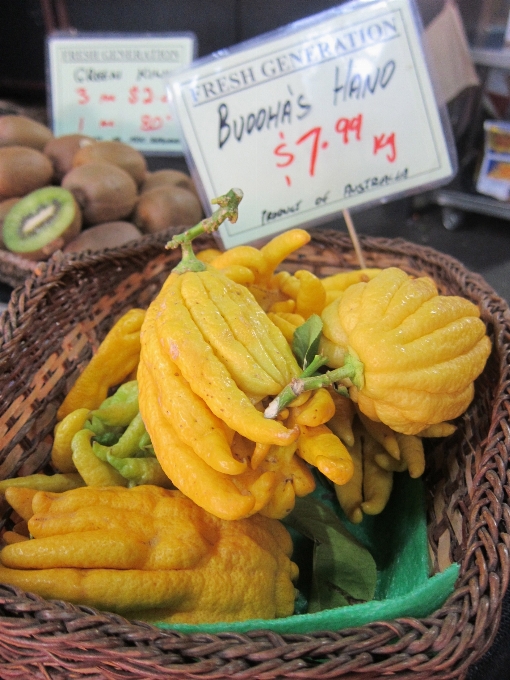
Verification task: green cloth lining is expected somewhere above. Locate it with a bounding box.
[155,473,459,634]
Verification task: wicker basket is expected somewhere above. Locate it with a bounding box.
[0,228,509,680]
[0,249,39,289]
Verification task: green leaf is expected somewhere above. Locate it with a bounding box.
[283,496,377,614]
[292,314,323,369]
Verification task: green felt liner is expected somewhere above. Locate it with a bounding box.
[154,473,459,635]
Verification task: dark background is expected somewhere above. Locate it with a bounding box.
[0,0,491,96]
[0,2,510,677]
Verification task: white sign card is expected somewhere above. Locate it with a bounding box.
[47,33,196,154]
[169,0,456,248]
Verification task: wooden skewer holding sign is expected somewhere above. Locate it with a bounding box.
[342,209,366,269]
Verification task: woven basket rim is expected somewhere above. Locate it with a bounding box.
[1,227,507,336]
[0,247,38,289]
[0,227,509,679]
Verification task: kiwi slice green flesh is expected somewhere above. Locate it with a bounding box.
[3,186,81,258]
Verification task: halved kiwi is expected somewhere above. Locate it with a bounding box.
[0,198,20,248]
[3,186,82,260]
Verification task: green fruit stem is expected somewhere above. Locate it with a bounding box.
[166,188,243,273]
[264,352,364,419]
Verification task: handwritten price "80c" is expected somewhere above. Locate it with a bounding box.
[75,86,170,133]
[273,113,396,186]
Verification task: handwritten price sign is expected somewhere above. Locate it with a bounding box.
[47,33,196,154]
[169,0,454,248]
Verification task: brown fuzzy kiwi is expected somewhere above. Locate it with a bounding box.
[0,115,54,150]
[64,221,143,254]
[62,161,138,225]
[0,146,54,199]
[133,185,204,234]
[2,186,82,261]
[0,198,20,248]
[43,134,95,181]
[140,169,199,197]
[72,140,147,186]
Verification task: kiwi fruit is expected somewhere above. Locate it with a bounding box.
[44,133,95,181]
[3,186,82,260]
[0,115,54,150]
[72,140,148,186]
[140,169,199,197]
[133,185,204,234]
[0,146,54,199]
[0,198,21,248]
[62,161,138,224]
[64,221,143,254]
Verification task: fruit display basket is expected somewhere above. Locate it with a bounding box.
[0,248,39,289]
[0,227,509,679]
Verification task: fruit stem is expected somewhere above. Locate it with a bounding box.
[166,188,243,273]
[264,352,364,419]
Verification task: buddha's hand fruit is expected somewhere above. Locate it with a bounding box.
[138,190,309,519]
[321,267,492,434]
[0,485,299,624]
[328,267,491,434]
[57,307,145,420]
[266,266,492,436]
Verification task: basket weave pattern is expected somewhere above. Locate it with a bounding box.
[0,229,509,679]
[0,249,38,289]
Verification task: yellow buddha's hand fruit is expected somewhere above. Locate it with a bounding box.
[0,485,299,624]
[271,269,327,319]
[57,308,146,421]
[320,267,492,435]
[143,267,300,448]
[212,229,311,312]
[137,190,306,520]
[140,191,300,451]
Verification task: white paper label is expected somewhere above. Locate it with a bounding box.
[169,0,454,247]
[47,33,196,154]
